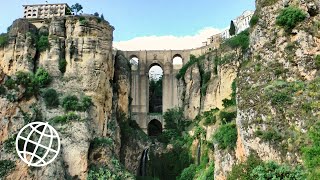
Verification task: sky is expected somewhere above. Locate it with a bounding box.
[0,0,255,50]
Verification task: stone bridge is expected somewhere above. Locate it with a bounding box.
[122,43,219,134]
[123,50,191,134]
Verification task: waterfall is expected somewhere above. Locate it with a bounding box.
[139,148,149,177]
[197,141,201,165]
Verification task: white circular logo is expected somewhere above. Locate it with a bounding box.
[15,122,61,167]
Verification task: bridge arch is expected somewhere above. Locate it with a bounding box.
[123,50,190,133]
[147,119,162,136]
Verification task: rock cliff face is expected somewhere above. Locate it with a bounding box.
[237,0,320,165]
[0,16,134,180]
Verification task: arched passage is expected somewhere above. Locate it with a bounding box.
[148,119,162,136]
[148,63,163,113]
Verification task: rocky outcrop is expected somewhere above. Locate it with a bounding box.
[202,62,238,111]
[0,16,118,180]
[237,0,320,168]
[183,64,201,120]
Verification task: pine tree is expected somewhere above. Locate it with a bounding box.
[100,14,105,20]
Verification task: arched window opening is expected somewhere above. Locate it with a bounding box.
[149,65,163,113]
[130,56,139,71]
[172,54,183,70]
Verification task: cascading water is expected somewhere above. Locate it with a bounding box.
[197,141,201,165]
[138,148,149,177]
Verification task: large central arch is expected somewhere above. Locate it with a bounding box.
[124,50,190,132]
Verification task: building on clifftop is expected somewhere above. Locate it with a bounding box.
[23,3,71,19]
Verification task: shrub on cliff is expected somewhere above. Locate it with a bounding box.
[276,7,307,32]
[62,95,92,111]
[36,35,49,52]
[62,95,79,111]
[35,68,52,87]
[59,58,67,73]
[42,88,59,108]
[213,123,237,150]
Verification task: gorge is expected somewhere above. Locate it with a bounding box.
[0,0,320,179]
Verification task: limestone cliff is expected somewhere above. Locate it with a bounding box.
[0,16,134,180]
[237,0,320,165]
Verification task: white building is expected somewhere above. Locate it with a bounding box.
[233,10,254,34]
[220,10,254,40]
[23,3,70,19]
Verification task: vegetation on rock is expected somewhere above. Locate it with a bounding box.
[276,7,307,32]
[59,58,67,73]
[42,88,59,108]
[62,95,92,112]
[0,33,8,47]
[222,29,250,52]
[0,160,15,178]
[213,123,237,150]
[49,112,80,124]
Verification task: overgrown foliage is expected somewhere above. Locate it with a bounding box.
[157,108,190,144]
[303,121,320,178]
[220,111,236,124]
[222,81,236,108]
[202,108,219,126]
[213,123,237,150]
[91,137,113,149]
[62,95,92,111]
[2,68,52,100]
[35,68,52,88]
[227,154,262,180]
[227,154,305,180]
[255,128,282,142]
[0,160,15,178]
[3,136,16,153]
[249,14,259,27]
[87,158,134,180]
[223,29,249,52]
[49,112,80,124]
[36,35,49,52]
[276,7,307,32]
[42,88,59,108]
[59,58,67,73]
[251,161,306,179]
[0,33,8,47]
[315,55,320,69]
[176,55,204,80]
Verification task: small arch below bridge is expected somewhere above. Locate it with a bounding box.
[148,119,162,136]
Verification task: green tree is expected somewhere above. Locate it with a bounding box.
[229,20,236,36]
[71,3,83,15]
[94,12,99,17]
[101,14,105,20]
